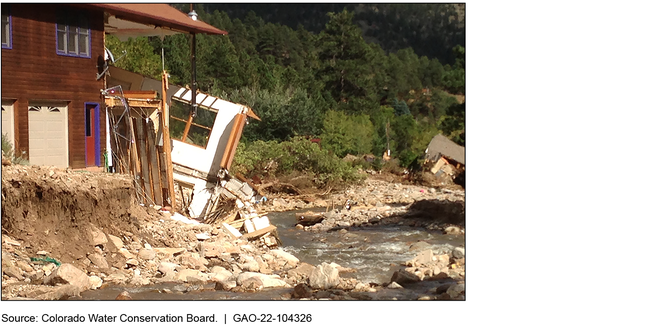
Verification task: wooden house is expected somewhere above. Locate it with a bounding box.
[1,4,225,169]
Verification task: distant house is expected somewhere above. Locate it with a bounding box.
[425,134,465,165]
[1,4,225,169]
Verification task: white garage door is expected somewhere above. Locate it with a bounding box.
[1,100,14,146]
[28,102,69,168]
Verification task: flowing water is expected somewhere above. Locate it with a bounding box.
[80,208,464,300]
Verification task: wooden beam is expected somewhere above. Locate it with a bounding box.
[146,118,163,205]
[161,71,176,210]
[170,116,212,131]
[181,112,194,142]
[242,225,277,240]
[135,118,153,204]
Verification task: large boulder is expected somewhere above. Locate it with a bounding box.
[308,263,340,289]
[44,264,91,291]
[88,225,108,247]
[88,253,109,269]
[407,249,435,267]
[209,266,233,282]
[287,263,315,281]
[270,249,300,268]
[158,261,179,276]
[390,268,421,285]
[137,249,156,261]
[107,234,124,249]
[237,272,288,289]
[453,247,465,259]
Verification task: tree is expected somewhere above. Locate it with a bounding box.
[317,10,384,114]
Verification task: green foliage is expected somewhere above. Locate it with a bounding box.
[437,102,465,146]
[392,98,411,116]
[105,35,162,78]
[2,133,28,165]
[320,110,375,158]
[232,138,364,187]
[216,86,324,141]
[131,6,465,172]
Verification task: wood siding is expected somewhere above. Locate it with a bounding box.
[1,4,105,168]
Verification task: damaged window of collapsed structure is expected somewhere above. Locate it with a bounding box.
[104,66,272,245]
[169,100,216,148]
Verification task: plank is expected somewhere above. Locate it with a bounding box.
[160,72,176,210]
[242,225,277,240]
[135,117,153,204]
[146,119,163,205]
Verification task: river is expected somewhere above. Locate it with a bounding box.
[80,209,464,300]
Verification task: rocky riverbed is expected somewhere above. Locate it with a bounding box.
[2,164,465,300]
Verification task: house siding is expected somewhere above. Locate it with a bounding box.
[1,4,105,168]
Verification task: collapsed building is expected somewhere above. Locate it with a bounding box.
[424,134,465,186]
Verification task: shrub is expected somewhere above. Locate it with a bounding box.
[232,137,364,187]
[1,134,28,165]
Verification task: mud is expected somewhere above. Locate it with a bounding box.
[1,165,161,266]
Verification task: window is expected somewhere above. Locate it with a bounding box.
[1,4,11,49]
[56,11,90,57]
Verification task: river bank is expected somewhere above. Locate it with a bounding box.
[2,163,464,300]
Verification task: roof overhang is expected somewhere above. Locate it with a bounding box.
[76,4,227,39]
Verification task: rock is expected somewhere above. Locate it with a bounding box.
[453,247,465,259]
[270,249,300,267]
[390,268,421,285]
[175,269,202,282]
[137,249,156,261]
[44,264,91,291]
[116,291,132,300]
[154,247,186,259]
[178,253,207,270]
[237,272,288,289]
[447,283,465,299]
[444,226,462,235]
[36,284,82,300]
[88,253,109,269]
[418,295,432,300]
[15,261,34,273]
[88,225,108,247]
[308,263,340,289]
[407,249,435,267]
[3,265,23,279]
[195,233,210,241]
[105,271,129,285]
[240,276,264,291]
[89,276,103,289]
[209,266,233,282]
[118,248,135,259]
[287,263,316,280]
[201,243,227,258]
[241,260,260,272]
[387,282,403,289]
[36,250,48,256]
[215,280,237,291]
[42,263,57,276]
[107,234,124,249]
[158,261,179,276]
[125,258,139,267]
[292,283,313,299]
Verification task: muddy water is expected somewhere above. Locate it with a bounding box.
[80,209,463,300]
[272,209,464,284]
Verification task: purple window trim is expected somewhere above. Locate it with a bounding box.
[55,12,91,59]
[84,102,101,167]
[1,10,11,49]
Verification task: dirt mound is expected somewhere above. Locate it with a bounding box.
[1,165,160,266]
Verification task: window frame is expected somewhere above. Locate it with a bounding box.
[1,5,12,49]
[55,10,91,58]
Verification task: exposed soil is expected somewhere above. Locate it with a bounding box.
[1,165,163,268]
